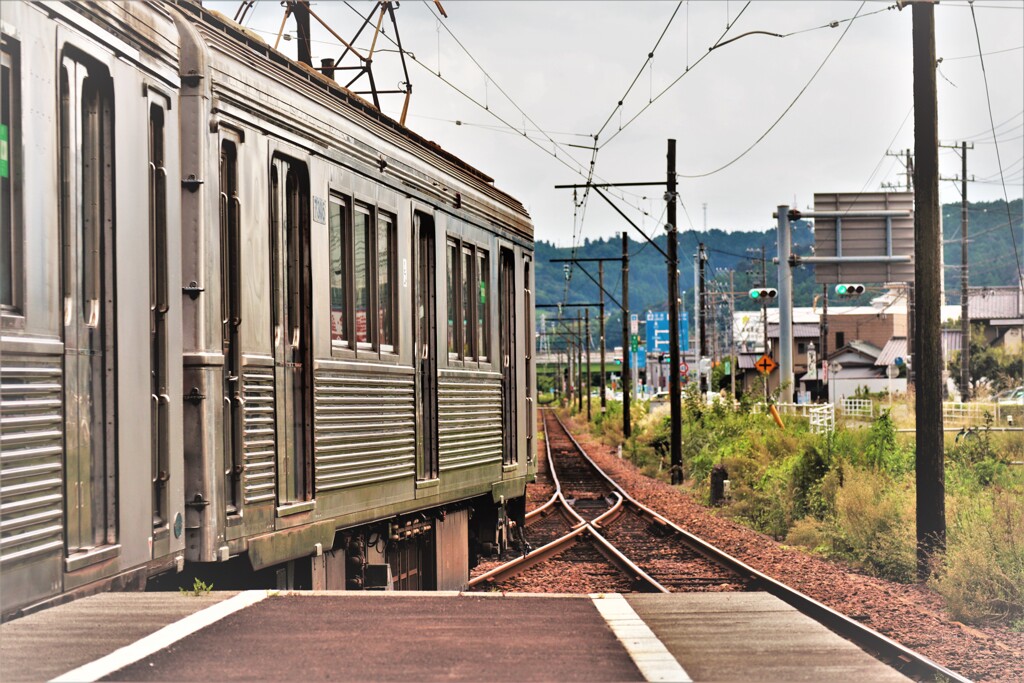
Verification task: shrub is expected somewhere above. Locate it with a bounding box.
[829,468,916,582]
[932,489,1024,624]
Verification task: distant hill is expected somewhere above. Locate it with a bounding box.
[535,199,1022,350]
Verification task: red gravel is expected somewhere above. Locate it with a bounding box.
[560,414,1024,683]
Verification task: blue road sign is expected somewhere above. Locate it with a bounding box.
[645,311,690,353]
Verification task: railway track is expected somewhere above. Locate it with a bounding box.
[471,409,969,683]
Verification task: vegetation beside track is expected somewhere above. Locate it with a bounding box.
[559,393,1024,627]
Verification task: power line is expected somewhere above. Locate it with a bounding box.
[594,2,684,140]
[970,2,1024,288]
[598,2,753,150]
[678,1,867,179]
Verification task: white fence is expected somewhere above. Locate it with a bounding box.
[841,398,874,419]
[753,402,836,435]
[943,402,1021,426]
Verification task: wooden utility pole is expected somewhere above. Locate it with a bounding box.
[698,242,707,395]
[912,0,945,579]
[585,308,592,422]
[667,140,683,485]
[598,262,606,410]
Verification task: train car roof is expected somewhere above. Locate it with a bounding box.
[170,0,532,237]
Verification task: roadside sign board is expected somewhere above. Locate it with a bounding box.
[755,355,777,375]
[645,311,689,353]
[630,334,639,353]
[812,191,915,284]
[630,314,638,335]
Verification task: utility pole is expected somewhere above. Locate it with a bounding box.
[667,140,683,485]
[960,142,971,401]
[778,206,794,404]
[761,245,769,403]
[622,232,631,438]
[698,242,708,395]
[598,262,606,410]
[586,308,592,422]
[577,312,583,415]
[729,270,736,399]
[912,0,945,579]
[941,141,974,400]
[821,284,829,400]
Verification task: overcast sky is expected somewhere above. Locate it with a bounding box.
[207,0,1024,247]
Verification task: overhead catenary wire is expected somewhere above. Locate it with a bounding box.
[678,1,868,179]
[970,1,1024,289]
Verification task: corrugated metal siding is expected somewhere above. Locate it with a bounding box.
[0,358,65,566]
[437,376,502,472]
[241,368,276,504]
[313,372,416,491]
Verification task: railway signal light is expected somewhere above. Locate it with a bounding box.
[748,288,777,302]
[834,284,865,297]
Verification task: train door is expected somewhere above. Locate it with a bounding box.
[60,54,118,556]
[498,248,517,465]
[220,138,242,514]
[270,156,312,504]
[414,212,438,480]
[149,95,171,535]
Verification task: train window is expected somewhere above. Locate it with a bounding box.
[461,245,474,359]
[377,212,395,352]
[0,38,19,313]
[446,240,458,357]
[328,194,349,348]
[477,249,489,362]
[353,203,372,348]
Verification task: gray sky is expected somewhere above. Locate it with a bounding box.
[207,1,1024,247]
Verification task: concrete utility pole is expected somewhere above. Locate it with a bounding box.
[698,242,708,395]
[577,312,584,415]
[912,0,945,579]
[730,270,737,399]
[960,142,972,400]
[622,232,631,438]
[778,206,794,404]
[667,140,683,485]
[761,245,769,403]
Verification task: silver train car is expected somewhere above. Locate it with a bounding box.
[0,0,535,618]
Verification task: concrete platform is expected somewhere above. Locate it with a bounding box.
[0,592,236,682]
[0,591,913,682]
[627,593,910,682]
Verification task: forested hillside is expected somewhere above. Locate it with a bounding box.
[535,199,1022,350]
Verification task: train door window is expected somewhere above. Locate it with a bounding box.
[476,249,490,362]
[498,248,517,465]
[150,99,172,530]
[270,156,312,504]
[461,245,475,360]
[353,203,372,348]
[377,212,396,352]
[414,213,438,480]
[328,194,350,349]
[523,256,534,463]
[446,240,458,358]
[1,36,21,315]
[220,138,242,514]
[60,53,118,556]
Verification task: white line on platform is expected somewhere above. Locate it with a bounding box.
[590,593,692,683]
[50,590,269,683]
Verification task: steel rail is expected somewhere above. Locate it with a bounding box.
[470,418,664,592]
[546,410,971,683]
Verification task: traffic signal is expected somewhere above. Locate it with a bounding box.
[834,284,865,297]
[748,288,778,301]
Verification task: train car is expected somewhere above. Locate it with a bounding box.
[0,0,535,619]
[1,0,188,617]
